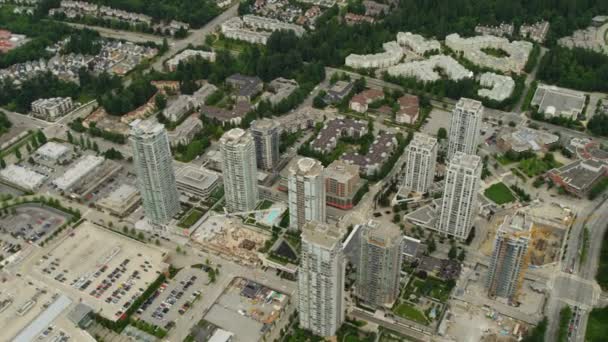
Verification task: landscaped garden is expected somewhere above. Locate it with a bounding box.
[393,302,429,325]
[178,208,204,228]
[518,155,561,177]
[484,182,516,204]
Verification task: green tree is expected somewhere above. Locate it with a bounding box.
[0,158,5,169]
[437,127,447,141]
[155,94,167,110]
[448,245,458,259]
[14,148,21,160]
[36,130,47,145]
[458,249,466,262]
[67,130,73,144]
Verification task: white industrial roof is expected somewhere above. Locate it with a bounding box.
[0,164,47,190]
[35,141,69,160]
[53,155,104,191]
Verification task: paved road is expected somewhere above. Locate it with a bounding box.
[149,4,238,72]
[350,308,431,342]
[63,22,165,44]
[545,198,608,342]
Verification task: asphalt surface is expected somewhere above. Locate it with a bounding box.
[545,198,608,342]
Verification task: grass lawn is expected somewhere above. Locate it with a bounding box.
[257,199,273,210]
[393,302,429,325]
[178,209,204,228]
[484,182,516,204]
[496,154,516,165]
[586,307,608,342]
[518,156,562,177]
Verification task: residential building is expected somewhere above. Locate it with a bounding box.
[395,94,419,124]
[387,55,473,83]
[447,98,484,159]
[165,49,216,72]
[288,158,325,231]
[220,128,259,212]
[226,73,263,101]
[324,81,354,104]
[163,95,194,122]
[478,73,515,101]
[357,220,403,309]
[474,23,514,37]
[251,118,280,172]
[167,114,203,148]
[130,119,180,226]
[312,117,368,153]
[437,152,481,239]
[349,89,384,113]
[403,133,437,194]
[325,160,361,210]
[298,221,345,337]
[396,32,441,55]
[362,0,389,17]
[342,131,397,176]
[345,41,402,69]
[445,33,533,73]
[31,97,73,121]
[486,212,531,302]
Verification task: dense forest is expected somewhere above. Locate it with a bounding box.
[0,73,79,113]
[0,7,72,68]
[98,76,157,116]
[537,47,608,93]
[587,114,608,138]
[62,29,102,55]
[89,0,220,28]
[0,111,11,136]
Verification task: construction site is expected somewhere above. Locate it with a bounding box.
[190,215,271,267]
[443,301,533,342]
[480,207,567,266]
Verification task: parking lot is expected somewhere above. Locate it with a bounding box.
[34,222,167,321]
[0,203,71,249]
[204,277,289,341]
[138,267,210,328]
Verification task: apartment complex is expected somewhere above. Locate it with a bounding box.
[437,152,481,239]
[129,119,180,226]
[220,128,259,212]
[447,98,484,159]
[486,212,531,302]
[288,158,326,231]
[31,97,73,121]
[325,160,361,210]
[251,118,280,172]
[403,133,437,194]
[357,221,403,309]
[298,221,345,337]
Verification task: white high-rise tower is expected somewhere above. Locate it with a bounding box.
[403,132,438,193]
[447,98,483,159]
[130,119,180,226]
[288,157,325,231]
[219,128,258,212]
[437,152,481,239]
[298,221,345,337]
